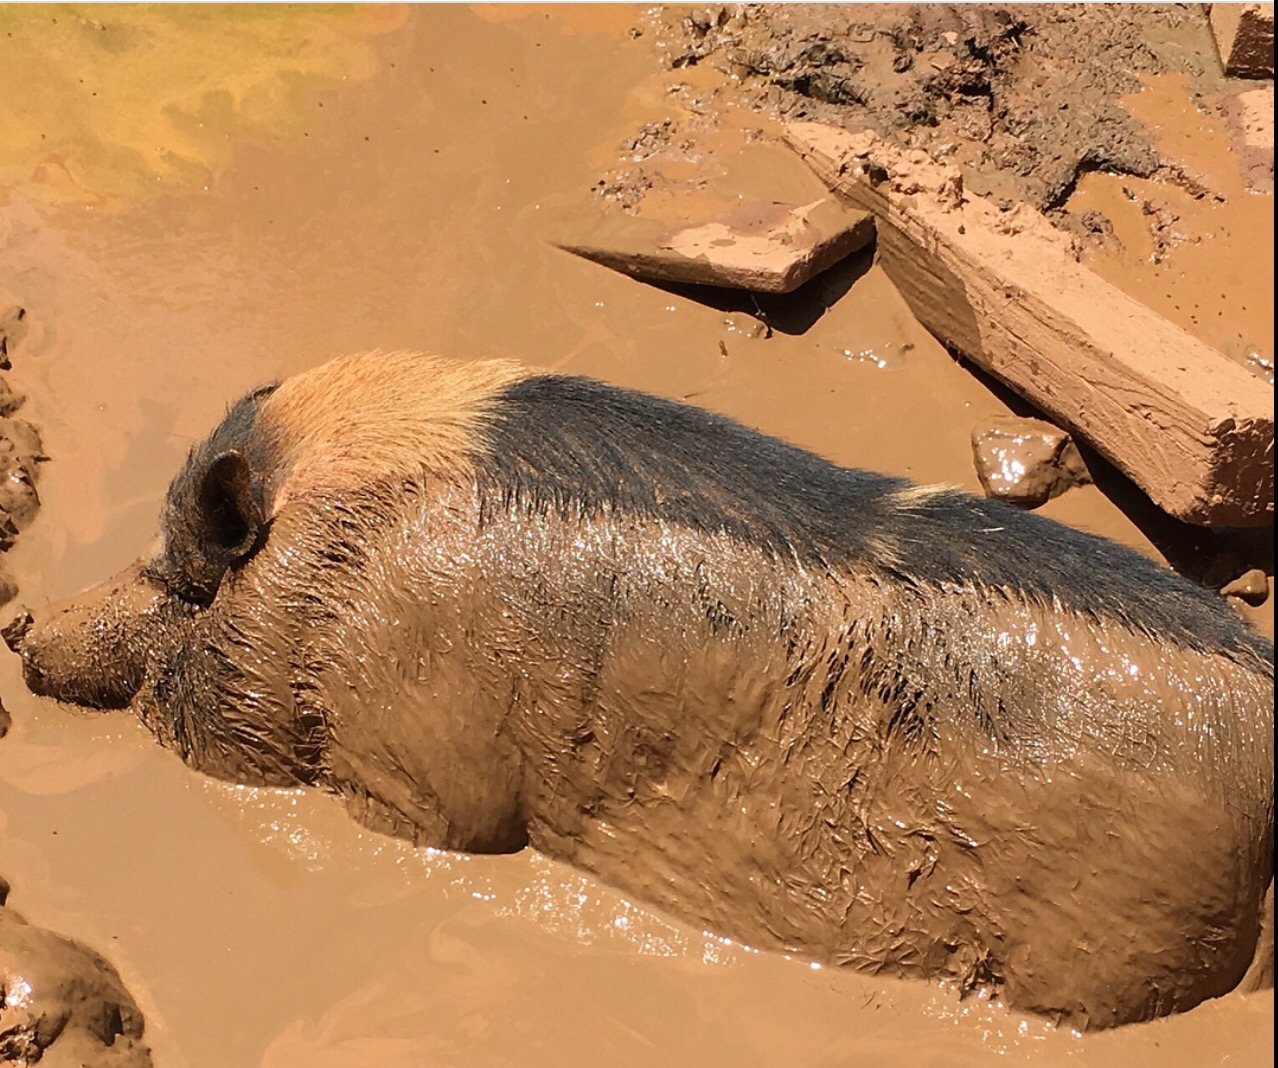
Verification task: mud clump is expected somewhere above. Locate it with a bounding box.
[1222,568,1271,607]
[650,3,1216,210]
[0,881,151,1068]
[0,420,43,534]
[971,416,1091,508]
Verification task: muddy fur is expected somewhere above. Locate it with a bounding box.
[10,352,1275,1029]
[483,375,1272,664]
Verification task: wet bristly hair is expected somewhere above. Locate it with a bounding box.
[478,374,1273,668]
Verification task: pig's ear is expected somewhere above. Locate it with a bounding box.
[197,450,263,561]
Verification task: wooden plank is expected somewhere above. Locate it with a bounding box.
[786,123,1274,527]
[557,197,874,295]
[1210,3,1275,78]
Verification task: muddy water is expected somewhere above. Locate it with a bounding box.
[0,7,1271,1066]
[1066,74,1275,378]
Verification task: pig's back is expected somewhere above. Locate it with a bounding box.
[474,373,1273,671]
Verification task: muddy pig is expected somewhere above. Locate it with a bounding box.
[5,351,1273,1028]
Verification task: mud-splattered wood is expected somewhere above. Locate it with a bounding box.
[558,197,874,294]
[786,123,1274,527]
[1210,3,1275,78]
[1229,84,1275,194]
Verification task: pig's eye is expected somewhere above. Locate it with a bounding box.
[144,557,217,610]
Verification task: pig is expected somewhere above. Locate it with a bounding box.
[5,350,1273,1029]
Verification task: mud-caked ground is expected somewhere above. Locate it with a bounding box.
[644,3,1230,209]
[0,5,1273,1067]
[604,3,1274,378]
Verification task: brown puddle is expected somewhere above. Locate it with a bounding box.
[0,6,1272,1067]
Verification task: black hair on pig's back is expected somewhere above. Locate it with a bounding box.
[478,374,1273,669]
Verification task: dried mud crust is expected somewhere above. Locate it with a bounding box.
[634,3,1221,211]
[0,879,151,1068]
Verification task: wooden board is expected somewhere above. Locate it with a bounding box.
[558,197,874,295]
[786,122,1274,527]
[1211,3,1275,78]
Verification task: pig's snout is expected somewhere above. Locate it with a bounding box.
[5,562,170,710]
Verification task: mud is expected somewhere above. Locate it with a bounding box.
[0,294,44,611]
[1,877,150,1067]
[0,5,1273,1067]
[644,3,1218,211]
[1062,74,1275,377]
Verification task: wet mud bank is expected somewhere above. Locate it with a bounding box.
[0,295,44,611]
[0,4,1273,1066]
[1,876,150,1068]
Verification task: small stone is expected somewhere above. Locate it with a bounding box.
[1221,568,1270,605]
[971,417,1092,508]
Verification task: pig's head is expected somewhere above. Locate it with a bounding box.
[3,353,537,845]
[3,382,318,786]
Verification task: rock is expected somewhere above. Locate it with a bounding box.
[1210,3,1275,77]
[786,122,1275,528]
[1221,568,1271,605]
[972,417,1092,508]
